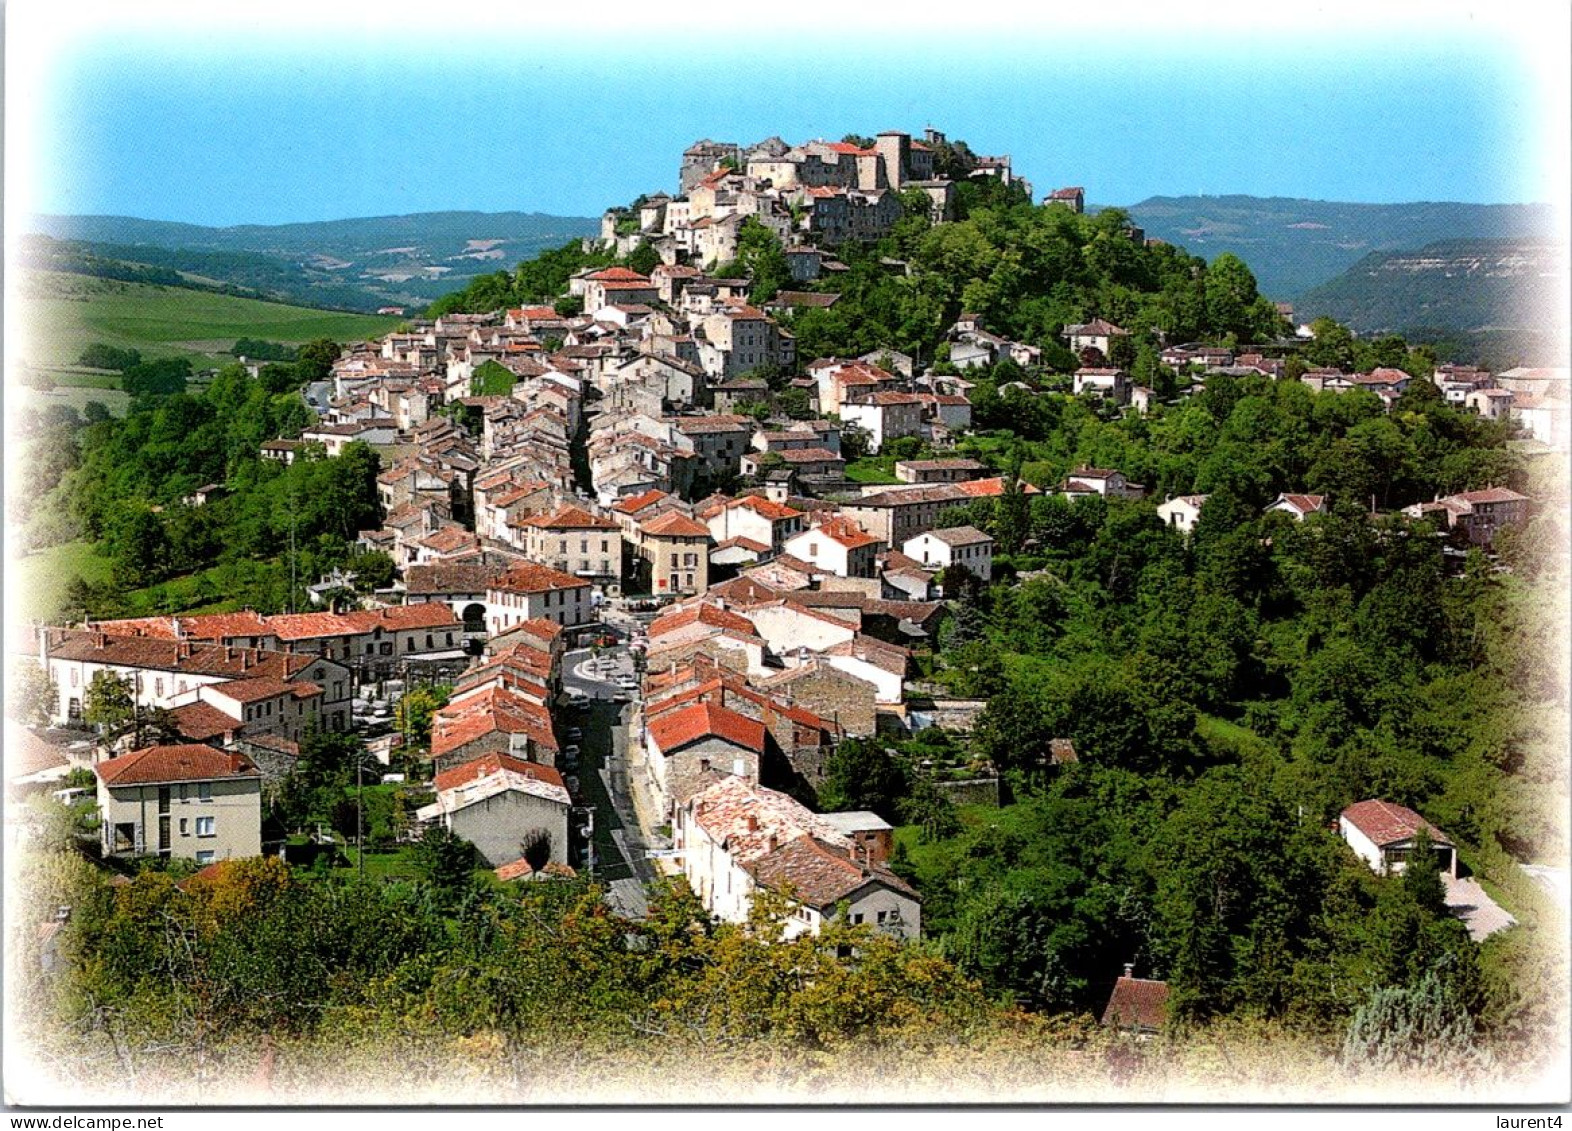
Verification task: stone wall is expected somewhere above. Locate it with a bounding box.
[933,776,1000,808]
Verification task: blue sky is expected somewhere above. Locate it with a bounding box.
[17,8,1568,227]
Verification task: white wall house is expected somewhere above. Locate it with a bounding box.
[901,526,994,582]
[1339,799,1457,878]
[1156,495,1209,535]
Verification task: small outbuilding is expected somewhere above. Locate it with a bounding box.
[1338,799,1457,879]
[1101,963,1170,1036]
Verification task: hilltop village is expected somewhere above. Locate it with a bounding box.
[12,128,1566,1067]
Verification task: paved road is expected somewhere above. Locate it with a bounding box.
[1443,874,1518,942]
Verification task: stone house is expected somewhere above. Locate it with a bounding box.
[673,775,919,940]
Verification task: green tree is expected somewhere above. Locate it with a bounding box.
[816,738,910,823]
[395,685,451,748]
[470,360,518,396]
[1342,971,1476,1073]
[294,339,341,384]
[415,825,476,908]
[9,661,58,727]
[82,670,136,736]
[350,550,396,592]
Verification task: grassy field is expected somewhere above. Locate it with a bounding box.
[14,270,403,372]
[11,540,115,621]
[844,457,901,485]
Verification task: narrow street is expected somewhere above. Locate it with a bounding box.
[565,644,665,918]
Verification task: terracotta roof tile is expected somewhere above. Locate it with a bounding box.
[647,701,766,754]
[434,751,564,794]
[640,511,712,538]
[743,833,917,906]
[1101,976,1170,1030]
[1341,800,1452,847]
[490,562,591,594]
[96,744,260,787]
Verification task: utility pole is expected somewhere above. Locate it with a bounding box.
[356,746,365,879]
[288,490,298,615]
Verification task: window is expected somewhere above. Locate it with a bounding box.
[405,638,414,651]
[70,669,78,687]
[425,634,434,649]
[155,678,164,697]
[178,783,189,802]
[195,816,215,837]
[445,633,453,646]
[366,643,374,655]
[850,912,864,924]
[195,850,215,864]
[877,910,889,925]
[179,818,189,836]
[199,782,212,802]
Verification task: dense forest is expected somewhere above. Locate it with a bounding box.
[13,339,385,619]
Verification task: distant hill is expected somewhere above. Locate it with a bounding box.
[16,269,404,375]
[1118,195,1555,302]
[27,210,601,312]
[1295,237,1567,369]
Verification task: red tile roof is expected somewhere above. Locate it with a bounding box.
[494,858,536,881]
[430,686,558,758]
[640,511,712,538]
[1274,493,1326,514]
[743,833,917,907]
[649,602,760,641]
[168,701,242,742]
[1454,487,1530,504]
[799,516,880,550]
[96,745,260,787]
[587,267,649,283]
[1341,800,1452,847]
[404,563,502,595]
[1101,976,1170,1031]
[953,477,1043,498]
[647,701,766,755]
[490,562,590,594]
[209,677,320,704]
[434,751,564,794]
[517,504,620,531]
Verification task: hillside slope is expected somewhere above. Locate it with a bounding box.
[1294,237,1567,368]
[16,270,404,372]
[1119,195,1554,301]
[27,210,600,311]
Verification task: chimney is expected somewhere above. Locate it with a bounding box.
[1123,962,1135,979]
[767,834,779,852]
[746,814,758,832]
